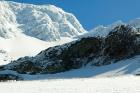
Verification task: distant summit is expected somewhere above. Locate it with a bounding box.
[0,1,86,41]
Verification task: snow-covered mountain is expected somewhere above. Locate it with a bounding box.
[80,21,125,38]
[0,1,86,64]
[1,24,139,76]
[81,19,140,38]
[0,1,86,41]
[0,1,140,82]
[0,24,140,81]
[128,18,140,29]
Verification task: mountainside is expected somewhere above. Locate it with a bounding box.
[0,1,86,41]
[84,21,125,37]
[0,33,75,66]
[0,1,86,65]
[0,1,140,81]
[0,24,140,81]
[82,19,140,38]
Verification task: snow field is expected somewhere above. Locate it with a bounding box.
[0,76,140,93]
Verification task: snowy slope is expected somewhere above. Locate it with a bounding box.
[80,21,125,38]
[0,33,75,65]
[0,1,86,65]
[129,18,140,28]
[0,50,12,65]
[0,55,140,80]
[0,1,21,38]
[82,18,140,38]
[0,1,86,41]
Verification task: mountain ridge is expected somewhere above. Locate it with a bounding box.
[0,1,140,81]
[0,1,86,41]
[0,1,86,64]
[1,24,140,77]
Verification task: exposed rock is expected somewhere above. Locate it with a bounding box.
[104,25,137,59]
[58,37,102,70]
[0,74,23,82]
[11,61,43,74]
[0,66,5,71]
[0,25,140,75]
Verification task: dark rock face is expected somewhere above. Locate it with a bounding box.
[92,25,139,66]
[0,66,5,71]
[61,37,102,58]
[4,37,102,74]
[1,25,140,75]
[0,74,23,82]
[104,25,137,59]
[58,37,102,70]
[12,61,43,74]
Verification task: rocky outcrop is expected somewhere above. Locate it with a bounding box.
[0,25,140,75]
[104,25,136,58]
[0,74,23,82]
[57,37,102,70]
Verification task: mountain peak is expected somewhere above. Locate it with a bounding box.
[0,1,86,41]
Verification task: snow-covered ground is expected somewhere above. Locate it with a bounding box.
[0,54,140,93]
[0,76,140,93]
[0,33,75,65]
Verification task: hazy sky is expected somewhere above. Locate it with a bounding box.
[12,0,140,30]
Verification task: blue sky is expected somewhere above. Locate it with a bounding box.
[12,0,140,30]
